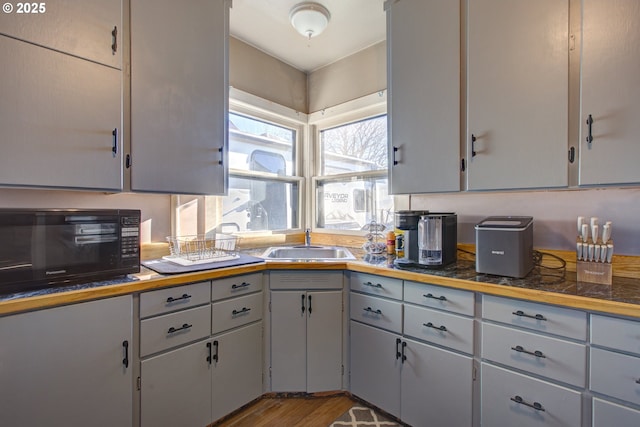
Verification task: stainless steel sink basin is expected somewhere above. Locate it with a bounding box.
[261,245,356,261]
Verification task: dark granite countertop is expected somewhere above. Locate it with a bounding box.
[2,247,639,317]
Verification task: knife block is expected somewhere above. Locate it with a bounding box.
[576,258,612,285]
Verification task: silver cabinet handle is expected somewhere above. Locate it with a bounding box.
[511,395,545,412]
[423,322,447,332]
[511,345,546,358]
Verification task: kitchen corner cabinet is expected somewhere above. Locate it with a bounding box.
[386,0,460,194]
[130,0,229,194]
[0,0,123,191]
[466,0,569,190]
[269,271,343,393]
[578,0,640,186]
[0,295,133,427]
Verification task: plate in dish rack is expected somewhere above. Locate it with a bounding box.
[162,254,240,266]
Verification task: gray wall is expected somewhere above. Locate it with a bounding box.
[411,188,640,255]
[308,41,386,113]
[229,37,307,113]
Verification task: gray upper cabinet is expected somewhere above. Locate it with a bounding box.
[466,0,569,190]
[0,36,123,191]
[578,0,640,186]
[387,0,460,194]
[0,0,122,69]
[130,0,229,194]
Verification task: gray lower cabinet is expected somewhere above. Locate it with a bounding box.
[481,363,582,427]
[139,276,263,427]
[481,295,587,426]
[140,339,211,427]
[0,295,133,427]
[589,314,640,426]
[212,322,263,421]
[350,320,402,417]
[269,271,343,393]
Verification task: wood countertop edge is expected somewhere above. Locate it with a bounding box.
[1,260,639,319]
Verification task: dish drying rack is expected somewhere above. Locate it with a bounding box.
[165,234,239,266]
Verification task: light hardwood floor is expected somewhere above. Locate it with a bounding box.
[213,395,355,427]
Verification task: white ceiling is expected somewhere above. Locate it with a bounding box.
[229,0,387,73]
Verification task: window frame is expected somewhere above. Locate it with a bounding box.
[308,91,391,236]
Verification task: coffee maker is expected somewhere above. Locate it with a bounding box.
[417,213,457,267]
[393,210,429,268]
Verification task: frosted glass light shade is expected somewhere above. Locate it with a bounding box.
[289,2,331,39]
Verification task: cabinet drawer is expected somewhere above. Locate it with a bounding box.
[593,397,640,427]
[350,272,402,300]
[481,363,582,427]
[212,292,263,335]
[350,292,402,334]
[140,305,211,357]
[404,304,473,354]
[591,314,640,356]
[140,282,210,319]
[482,322,586,387]
[404,281,474,315]
[590,347,640,406]
[269,271,343,290]
[211,273,263,302]
[482,295,587,340]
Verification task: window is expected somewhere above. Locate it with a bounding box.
[312,96,394,232]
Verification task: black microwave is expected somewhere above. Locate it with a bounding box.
[0,209,140,295]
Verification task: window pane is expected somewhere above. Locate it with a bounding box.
[228,113,295,176]
[315,176,393,231]
[320,115,387,175]
[221,176,299,232]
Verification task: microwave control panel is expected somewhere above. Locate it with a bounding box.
[120,215,140,260]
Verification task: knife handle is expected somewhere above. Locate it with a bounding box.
[576,242,583,261]
[591,224,599,244]
[581,224,589,243]
[588,244,595,262]
[577,216,585,236]
[600,245,608,263]
[594,245,601,263]
[606,244,614,263]
[602,223,611,244]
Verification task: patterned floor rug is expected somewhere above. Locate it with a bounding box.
[329,405,401,427]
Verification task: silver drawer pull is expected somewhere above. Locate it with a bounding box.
[363,307,382,315]
[232,307,251,316]
[167,323,192,334]
[364,281,383,288]
[511,345,546,358]
[510,395,545,412]
[423,322,447,332]
[231,282,251,290]
[424,293,447,301]
[512,310,547,321]
[166,293,191,303]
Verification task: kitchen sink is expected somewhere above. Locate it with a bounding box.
[261,245,356,261]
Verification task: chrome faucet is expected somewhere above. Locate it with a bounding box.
[305,228,311,246]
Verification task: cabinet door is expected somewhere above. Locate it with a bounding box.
[387,0,460,193]
[0,296,133,427]
[140,340,211,427]
[579,0,640,185]
[212,322,263,422]
[401,338,473,427]
[270,291,307,391]
[307,291,342,392]
[467,0,568,190]
[350,321,401,418]
[130,0,228,194]
[0,0,122,68]
[0,36,122,191]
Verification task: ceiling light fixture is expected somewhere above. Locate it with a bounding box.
[289,2,331,40]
